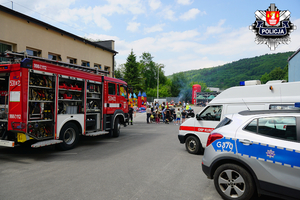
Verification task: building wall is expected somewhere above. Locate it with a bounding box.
[0,9,115,77]
[288,52,300,82]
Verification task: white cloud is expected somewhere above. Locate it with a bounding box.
[205,19,227,36]
[179,8,205,21]
[162,7,176,21]
[127,22,141,32]
[144,24,165,34]
[148,0,161,10]
[177,0,193,5]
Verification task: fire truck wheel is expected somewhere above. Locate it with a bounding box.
[112,118,120,137]
[57,122,79,150]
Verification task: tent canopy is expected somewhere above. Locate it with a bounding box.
[196,95,205,99]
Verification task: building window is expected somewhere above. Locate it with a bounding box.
[67,57,77,64]
[82,61,90,67]
[26,48,41,57]
[94,64,101,69]
[0,42,12,62]
[48,53,61,61]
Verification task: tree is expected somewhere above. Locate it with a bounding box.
[139,52,158,90]
[114,64,125,79]
[123,50,142,93]
[269,67,285,80]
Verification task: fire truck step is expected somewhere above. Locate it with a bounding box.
[85,131,109,136]
[31,140,63,148]
[0,140,15,147]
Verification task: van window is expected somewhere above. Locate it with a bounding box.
[108,83,115,95]
[200,105,223,121]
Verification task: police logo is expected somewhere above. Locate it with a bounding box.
[249,3,297,50]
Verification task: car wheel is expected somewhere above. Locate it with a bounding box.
[112,118,120,137]
[57,122,79,151]
[214,164,255,200]
[185,135,203,155]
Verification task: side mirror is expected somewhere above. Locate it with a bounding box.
[196,114,201,120]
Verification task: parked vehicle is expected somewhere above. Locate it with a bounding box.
[0,51,129,150]
[185,108,195,118]
[178,80,300,154]
[202,108,300,200]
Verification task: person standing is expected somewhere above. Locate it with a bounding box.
[146,105,151,124]
[162,107,166,123]
[176,108,181,125]
[181,109,186,123]
[133,104,137,118]
[155,110,160,124]
[128,106,133,125]
[172,109,177,125]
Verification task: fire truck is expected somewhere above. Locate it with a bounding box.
[0,51,129,150]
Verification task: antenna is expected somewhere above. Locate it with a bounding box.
[242,99,250,111]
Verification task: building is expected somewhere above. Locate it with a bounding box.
[288,48,300,82]
[0,5,117,77]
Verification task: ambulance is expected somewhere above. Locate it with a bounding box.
[178,80,300,154]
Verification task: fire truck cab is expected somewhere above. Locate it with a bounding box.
[0,52,129,150]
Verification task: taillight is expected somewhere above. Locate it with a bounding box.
[206,133,223,147]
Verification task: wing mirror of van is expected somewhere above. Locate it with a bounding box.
[196,114,202,120]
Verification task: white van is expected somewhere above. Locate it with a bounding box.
[153,99,167,105]
[178,80,300,154]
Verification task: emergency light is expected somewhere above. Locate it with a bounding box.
[20,58,33,69]
[239,80,261,86]
[295,103,300,108]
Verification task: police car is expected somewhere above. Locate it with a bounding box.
[202,108,300,200]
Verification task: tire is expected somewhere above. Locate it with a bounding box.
[112,118,120,137]
[185,135,203,154]
[57,122,79,151]
[214,164,255,200]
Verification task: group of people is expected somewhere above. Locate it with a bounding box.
[145,101,188,125]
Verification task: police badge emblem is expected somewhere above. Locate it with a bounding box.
[249,4,297,50]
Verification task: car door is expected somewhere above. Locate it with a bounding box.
[195,105,223,146]
[235,115,300,198]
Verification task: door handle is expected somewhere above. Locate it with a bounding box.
[239,139,253,145]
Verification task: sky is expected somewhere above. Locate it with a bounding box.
[1,0,300,76]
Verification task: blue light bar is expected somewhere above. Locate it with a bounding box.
[295,103,300,108]
[239,81,245,86]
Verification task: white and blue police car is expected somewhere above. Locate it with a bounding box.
[202,106,300,200]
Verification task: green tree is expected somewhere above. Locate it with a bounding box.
[114,64,124,79]
[269,67,285,80]
[260,72,270,84]
[139,52,158,90]
[123,50,142,93]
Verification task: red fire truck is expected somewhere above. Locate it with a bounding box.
[0,52,129,150]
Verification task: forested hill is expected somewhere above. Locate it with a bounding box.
[174,51,294,89]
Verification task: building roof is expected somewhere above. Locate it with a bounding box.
[288,47,300,61]
[0,5,118,54]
